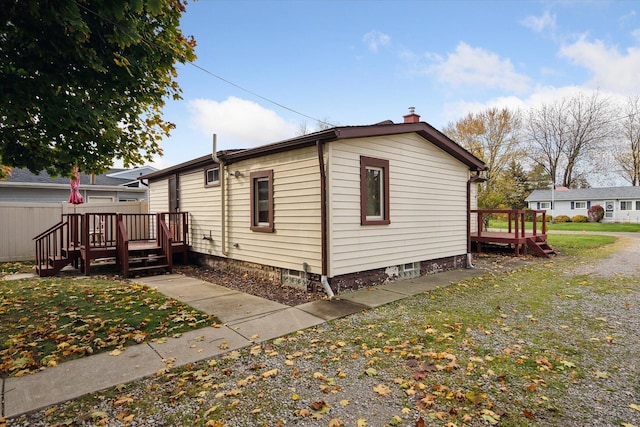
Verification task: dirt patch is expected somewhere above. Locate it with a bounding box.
[174,265,325,306]
[175,251,539,307]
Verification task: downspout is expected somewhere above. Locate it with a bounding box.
[212,134,228,256]
[466,173,476,269]
[317,140,335,299]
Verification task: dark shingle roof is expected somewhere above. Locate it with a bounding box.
[5,168,131,186]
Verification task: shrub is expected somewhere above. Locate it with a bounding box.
[554,215,571,223]
[537,214,552,222]
[572,215,588,223]
[588,205,604,222]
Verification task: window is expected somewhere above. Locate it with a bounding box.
[250,170,274,232]
[205,167,220,187]
[360,156,390,225]
[540,201,551,209]
[574,201,586,209]
[398,262,420,279]
[621,201,633,210]
[636,201,640,211]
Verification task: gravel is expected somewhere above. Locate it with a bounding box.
[7,238,640,426]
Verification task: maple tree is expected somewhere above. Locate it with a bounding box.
[0,0,196,178]
[443,107,523,208]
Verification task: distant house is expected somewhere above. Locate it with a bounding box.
[525,186,640,223]
[142,111,486,294]
[0,167,155,203]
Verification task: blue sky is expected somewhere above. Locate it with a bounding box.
[152,0,640,169]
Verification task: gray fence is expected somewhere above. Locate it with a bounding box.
[0,201,148,262]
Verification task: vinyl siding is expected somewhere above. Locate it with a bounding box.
[327,133,469,277]
[225,146,322,273]
[148,178,168,214]
[178,170,223,256]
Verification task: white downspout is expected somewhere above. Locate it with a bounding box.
[212,134,228,256]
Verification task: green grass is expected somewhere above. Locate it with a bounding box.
[547,234,617,255]
[0,277,219,376]
[488,220,640,232]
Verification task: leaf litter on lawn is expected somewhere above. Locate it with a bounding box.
[0,277,218,376]
[9,237,640,426]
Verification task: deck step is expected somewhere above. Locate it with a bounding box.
[127,264,170,273]
[526,238,556,258]
[128,255,167,263]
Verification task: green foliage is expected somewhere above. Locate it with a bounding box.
[571,215,588,223]
[0,0,196,177]
[554,215,571,223]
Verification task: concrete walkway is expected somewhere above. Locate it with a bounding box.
[1,267,482,418]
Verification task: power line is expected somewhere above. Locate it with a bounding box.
[73,1,334,128]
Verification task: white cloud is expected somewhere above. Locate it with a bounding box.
[187,97,298,149]
[363,30,391,53]
[559,35,640,93]
[521,10,557,34]
[427,42,532,93]
[631,28,640,43]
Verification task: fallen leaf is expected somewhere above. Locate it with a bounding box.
[109,349,122,356]
[356,419,367,427]
[630,404,640,412]
[373,384,392,396]
[328,418,345,427]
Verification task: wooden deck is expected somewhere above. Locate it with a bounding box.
[34,212,189,277]
[470,209,556,257]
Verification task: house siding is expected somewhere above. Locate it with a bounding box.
[148,178,169,214]
[179,169,222,256]
[327,133,469,277]
[224,146,323,274]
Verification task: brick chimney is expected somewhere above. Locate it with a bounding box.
[403,107,420,123]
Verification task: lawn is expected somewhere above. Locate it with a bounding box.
[0,274,219,376]
[488,219,640,232]
[14,235,640,426]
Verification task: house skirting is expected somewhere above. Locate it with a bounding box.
[188,252,468,295]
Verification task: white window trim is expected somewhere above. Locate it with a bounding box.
[620,200,634,211]
[205,167,220,187]
[540,201,551,209]
[574,201,586,209]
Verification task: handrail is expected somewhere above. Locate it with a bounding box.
[471,209,548,239]
[158,218,173,273]
[116,218,130,278]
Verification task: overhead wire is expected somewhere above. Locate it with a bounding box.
[73,1,335,128]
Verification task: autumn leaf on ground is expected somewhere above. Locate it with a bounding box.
[373,384,392,396]
[328,418,345,427]
[630,404,640,412]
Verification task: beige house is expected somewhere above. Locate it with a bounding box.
[142,111,486,295]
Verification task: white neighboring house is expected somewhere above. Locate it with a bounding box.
[525,187,640,223]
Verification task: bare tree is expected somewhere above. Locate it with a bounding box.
[525,92,613,188]
[614,95,640,185]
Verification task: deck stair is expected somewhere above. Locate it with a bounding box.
[526,236,556,258]
[34,212,188,278]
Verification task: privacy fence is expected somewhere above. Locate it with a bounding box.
[0,201,148,262]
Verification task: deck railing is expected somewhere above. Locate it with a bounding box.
[472,209,547,239]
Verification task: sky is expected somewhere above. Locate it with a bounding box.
[150,0,640,171]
